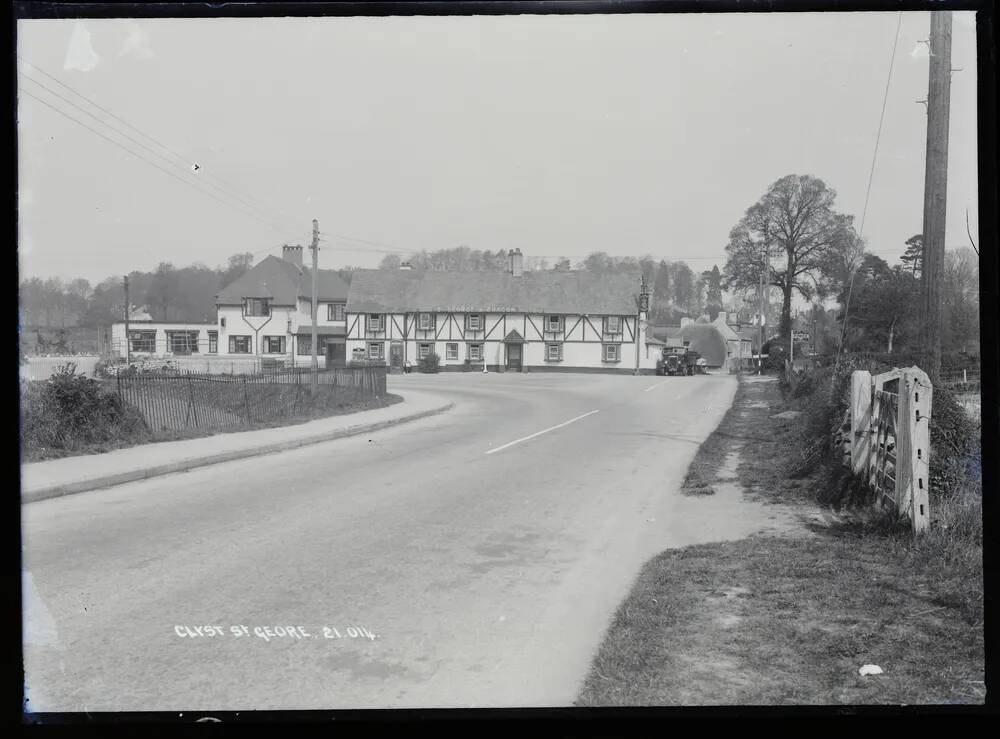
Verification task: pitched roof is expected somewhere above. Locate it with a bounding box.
[216,256,350,306]
[345,269,641,315]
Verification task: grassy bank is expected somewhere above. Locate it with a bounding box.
[577,372,984,706]
[20,367,403,462]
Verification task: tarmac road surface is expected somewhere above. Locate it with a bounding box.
[23,371,738,711]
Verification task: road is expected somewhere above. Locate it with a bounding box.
[23,371,740,711]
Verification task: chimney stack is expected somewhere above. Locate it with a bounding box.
[509,248,524,278]
[282,244,304,268]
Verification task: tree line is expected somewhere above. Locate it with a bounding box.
[19,172,981,363]
[19,253,255,329]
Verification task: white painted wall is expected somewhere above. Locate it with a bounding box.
[346,310,643,370]
[111,321,218,356]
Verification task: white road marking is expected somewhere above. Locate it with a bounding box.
[485,410,601,455]
[644,380,667,392]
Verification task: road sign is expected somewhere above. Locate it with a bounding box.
[792,331,810,341]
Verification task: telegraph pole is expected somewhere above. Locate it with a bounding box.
[310,219,320,396]
[919,11,953,386]
[123,275,131,364]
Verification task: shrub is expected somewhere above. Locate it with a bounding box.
[20,363,149,460]
[786,353,982,505]
[417,352,441,373]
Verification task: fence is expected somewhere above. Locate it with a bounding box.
[940,368,980,392]
[848,366,932,533]
[115,365,387,433]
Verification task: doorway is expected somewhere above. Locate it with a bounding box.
[506,342,522,371]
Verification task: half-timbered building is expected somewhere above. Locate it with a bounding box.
[345,250,657,373]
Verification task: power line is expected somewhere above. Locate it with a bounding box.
[19,72,295,232]
[18,55,309,235]
[19,87,305,241]
[836,11,903,372]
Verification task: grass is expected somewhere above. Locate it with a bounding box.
[576,373,984,706]
[21,393,404,462]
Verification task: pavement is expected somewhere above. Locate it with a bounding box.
[23,372,746,712]
[20,390,453,503]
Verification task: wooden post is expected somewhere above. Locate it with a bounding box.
[919,12,953,386]
[897,367,932,533]
[850,370,873,476]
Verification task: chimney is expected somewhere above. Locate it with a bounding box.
[282,244,304,268]
[509,248,524,278]
[399,261,412,270]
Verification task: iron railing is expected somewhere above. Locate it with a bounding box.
[115,365,387,433]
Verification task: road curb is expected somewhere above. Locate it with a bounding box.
[22,400,454,504]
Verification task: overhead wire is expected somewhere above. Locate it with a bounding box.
[18,55,309,234]
[834,11,904,375]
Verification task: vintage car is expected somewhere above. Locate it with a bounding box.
[656,351,685,376]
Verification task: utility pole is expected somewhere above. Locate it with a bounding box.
[310,219,319,396]
[919,11,952,386]
[123,275,131,364]
[758,242,767,375]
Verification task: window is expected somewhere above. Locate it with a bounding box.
[546,315,563,332]
[220,317,226,328]
[367,314,384,332]
[298,336,332,355]
[466,314,483,331]
[368,342,385,360]
[446,342,458,360]
[468,343,483,361]
[418,343,432,359]
[419,313,434,330]
[604,316,622,334]
[128,330,156,353]
[546,343,563,362]
[229,335,251,354]
[352,347,365,361]
[603,343,621,362]
[263,336,286,354]
[167,331,199,354]
[327,303,346,321]
[243,298,270,317]
[208,331,218,354]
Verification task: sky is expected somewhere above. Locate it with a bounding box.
[17,11,979,285]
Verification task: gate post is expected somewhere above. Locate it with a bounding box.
[850,370,873,476]
[898,368,932,533]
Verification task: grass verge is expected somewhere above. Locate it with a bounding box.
[22,393,404,462]
[577,374,984,705]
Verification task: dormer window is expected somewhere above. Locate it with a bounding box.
[604,316,622,334]
[419,313,435,331]
[243,298,270,317]
[546,315,563,332]
[367,314,384,332]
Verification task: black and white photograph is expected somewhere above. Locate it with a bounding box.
[16,1,991,718]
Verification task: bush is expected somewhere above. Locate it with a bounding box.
[785,353,982,505]
[21,363,149,460]
[417,352,441,373]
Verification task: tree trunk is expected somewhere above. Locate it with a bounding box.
[780,283,793,346]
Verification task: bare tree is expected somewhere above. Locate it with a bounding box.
[723,174,857,343]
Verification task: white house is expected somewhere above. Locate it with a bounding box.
[110,320,218,357]
[214,245,351,366]
[345,249,660,373]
